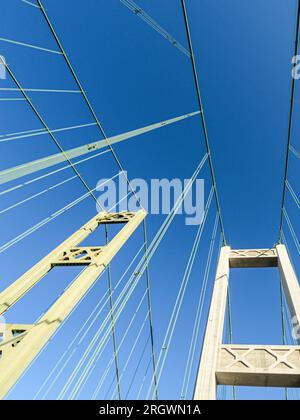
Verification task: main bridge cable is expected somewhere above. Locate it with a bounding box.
[0,57,106,213]
[57,157,207,400]
[4,4,141,397]
[180,212,219,400]
[119,0,190,57]
[37,1,208,399]
[34,242,146,400]
[181,0,226,246]
[0,111,199,185]
[36,0,141,211]
[0,174,119,255]
[7,1,154,399]
[105,228,122,400]
[278,0,300,243]
[147,187,214,400]
[0,150,110,198]
[36,1,161,396]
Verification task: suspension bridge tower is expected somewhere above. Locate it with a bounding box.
[194,246,300,400]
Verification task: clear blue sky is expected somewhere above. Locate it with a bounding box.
[0,0,299,400]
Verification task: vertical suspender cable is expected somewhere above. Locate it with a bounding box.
[36,10,158,389]
[142,219,159,400]
[181,0,226,245]
[279,275,288,400]
[226,286,236,400]
[0,57,105,212]
[105,227,122,400]
[278,0,300,242]
[36,0,142,210]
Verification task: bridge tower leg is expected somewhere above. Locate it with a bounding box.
[0,210,146,399]
[194,246,300,400]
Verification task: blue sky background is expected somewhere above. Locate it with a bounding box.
[0,0,300,400]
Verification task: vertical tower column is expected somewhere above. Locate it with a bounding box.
[194,246,300,399]
[193,246,230,400]
[277,244,300,344]
[0,210,146,399]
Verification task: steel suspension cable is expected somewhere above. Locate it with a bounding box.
[142,219,159,400]
[193,233,222,401]
[278,0,300,243]
[20,0,40,8]
[119,0,190,57]
[0,150,110,197]
[0,37,61,54]
[35,242,146,400]
[180,212,219,400]
[0,98,27,101]
[290,144,300,160]
[109,311,150,400]
[89,297,149,401]
[6,266,106,400]
[181,0,226,245]
[69,291,149,400]
[286,180,300,209]
[0,175,77,215]
[0,57,106,213]
[0,122,97,143]
[0,87,81,93]
[36,0,143,210]
[124,335,150,399]
[75,159,207,397]
[136,357,152,399]
[147,187,214,399]
[282,231,299,274]
[57,158,207,399]
[279,273,288,400]
[226,282,236,400]
[0,174,119,254]
[105,228,122,400]
[0,111,199,185]
[280,233,300,400]
[283,208,300,255]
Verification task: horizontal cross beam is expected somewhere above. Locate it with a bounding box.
[217,344,300,388]
[229,249,278,268]
[0,211,136,316]
[0,210,146,399]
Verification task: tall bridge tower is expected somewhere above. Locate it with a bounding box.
[194,246,300,399]
[0,210,146,399]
